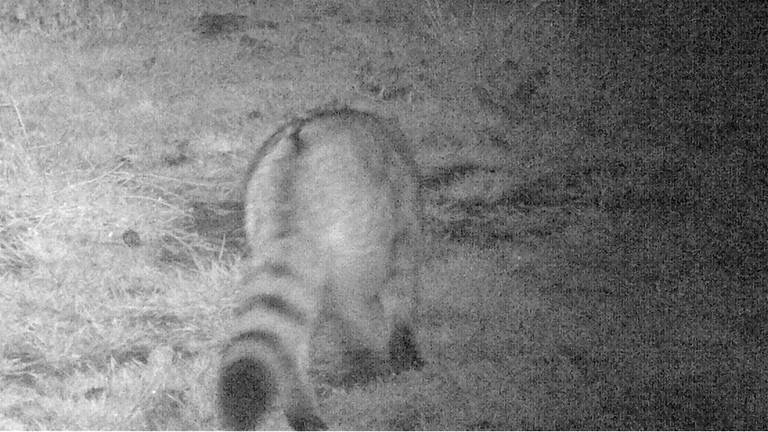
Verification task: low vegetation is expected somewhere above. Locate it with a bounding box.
[1,0,765,429]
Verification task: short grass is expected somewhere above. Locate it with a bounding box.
[1,0,766,430]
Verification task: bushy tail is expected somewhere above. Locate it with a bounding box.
[219,122,326,431]
[219,332,280,429]
[218,275,326,430]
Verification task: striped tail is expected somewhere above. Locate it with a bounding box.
[218,268,326,430]
[218,328,280,429]
[218,123,326,430]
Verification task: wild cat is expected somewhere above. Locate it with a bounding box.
[218,108,424,430]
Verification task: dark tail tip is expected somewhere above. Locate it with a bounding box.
[388,324,425,373]
[219,357,276,430]
[288,412,328,431]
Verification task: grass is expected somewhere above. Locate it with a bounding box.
[1,0,766,429]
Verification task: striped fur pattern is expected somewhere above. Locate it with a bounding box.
[218,108,424,430]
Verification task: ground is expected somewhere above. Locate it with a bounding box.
[0,0,766,430]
